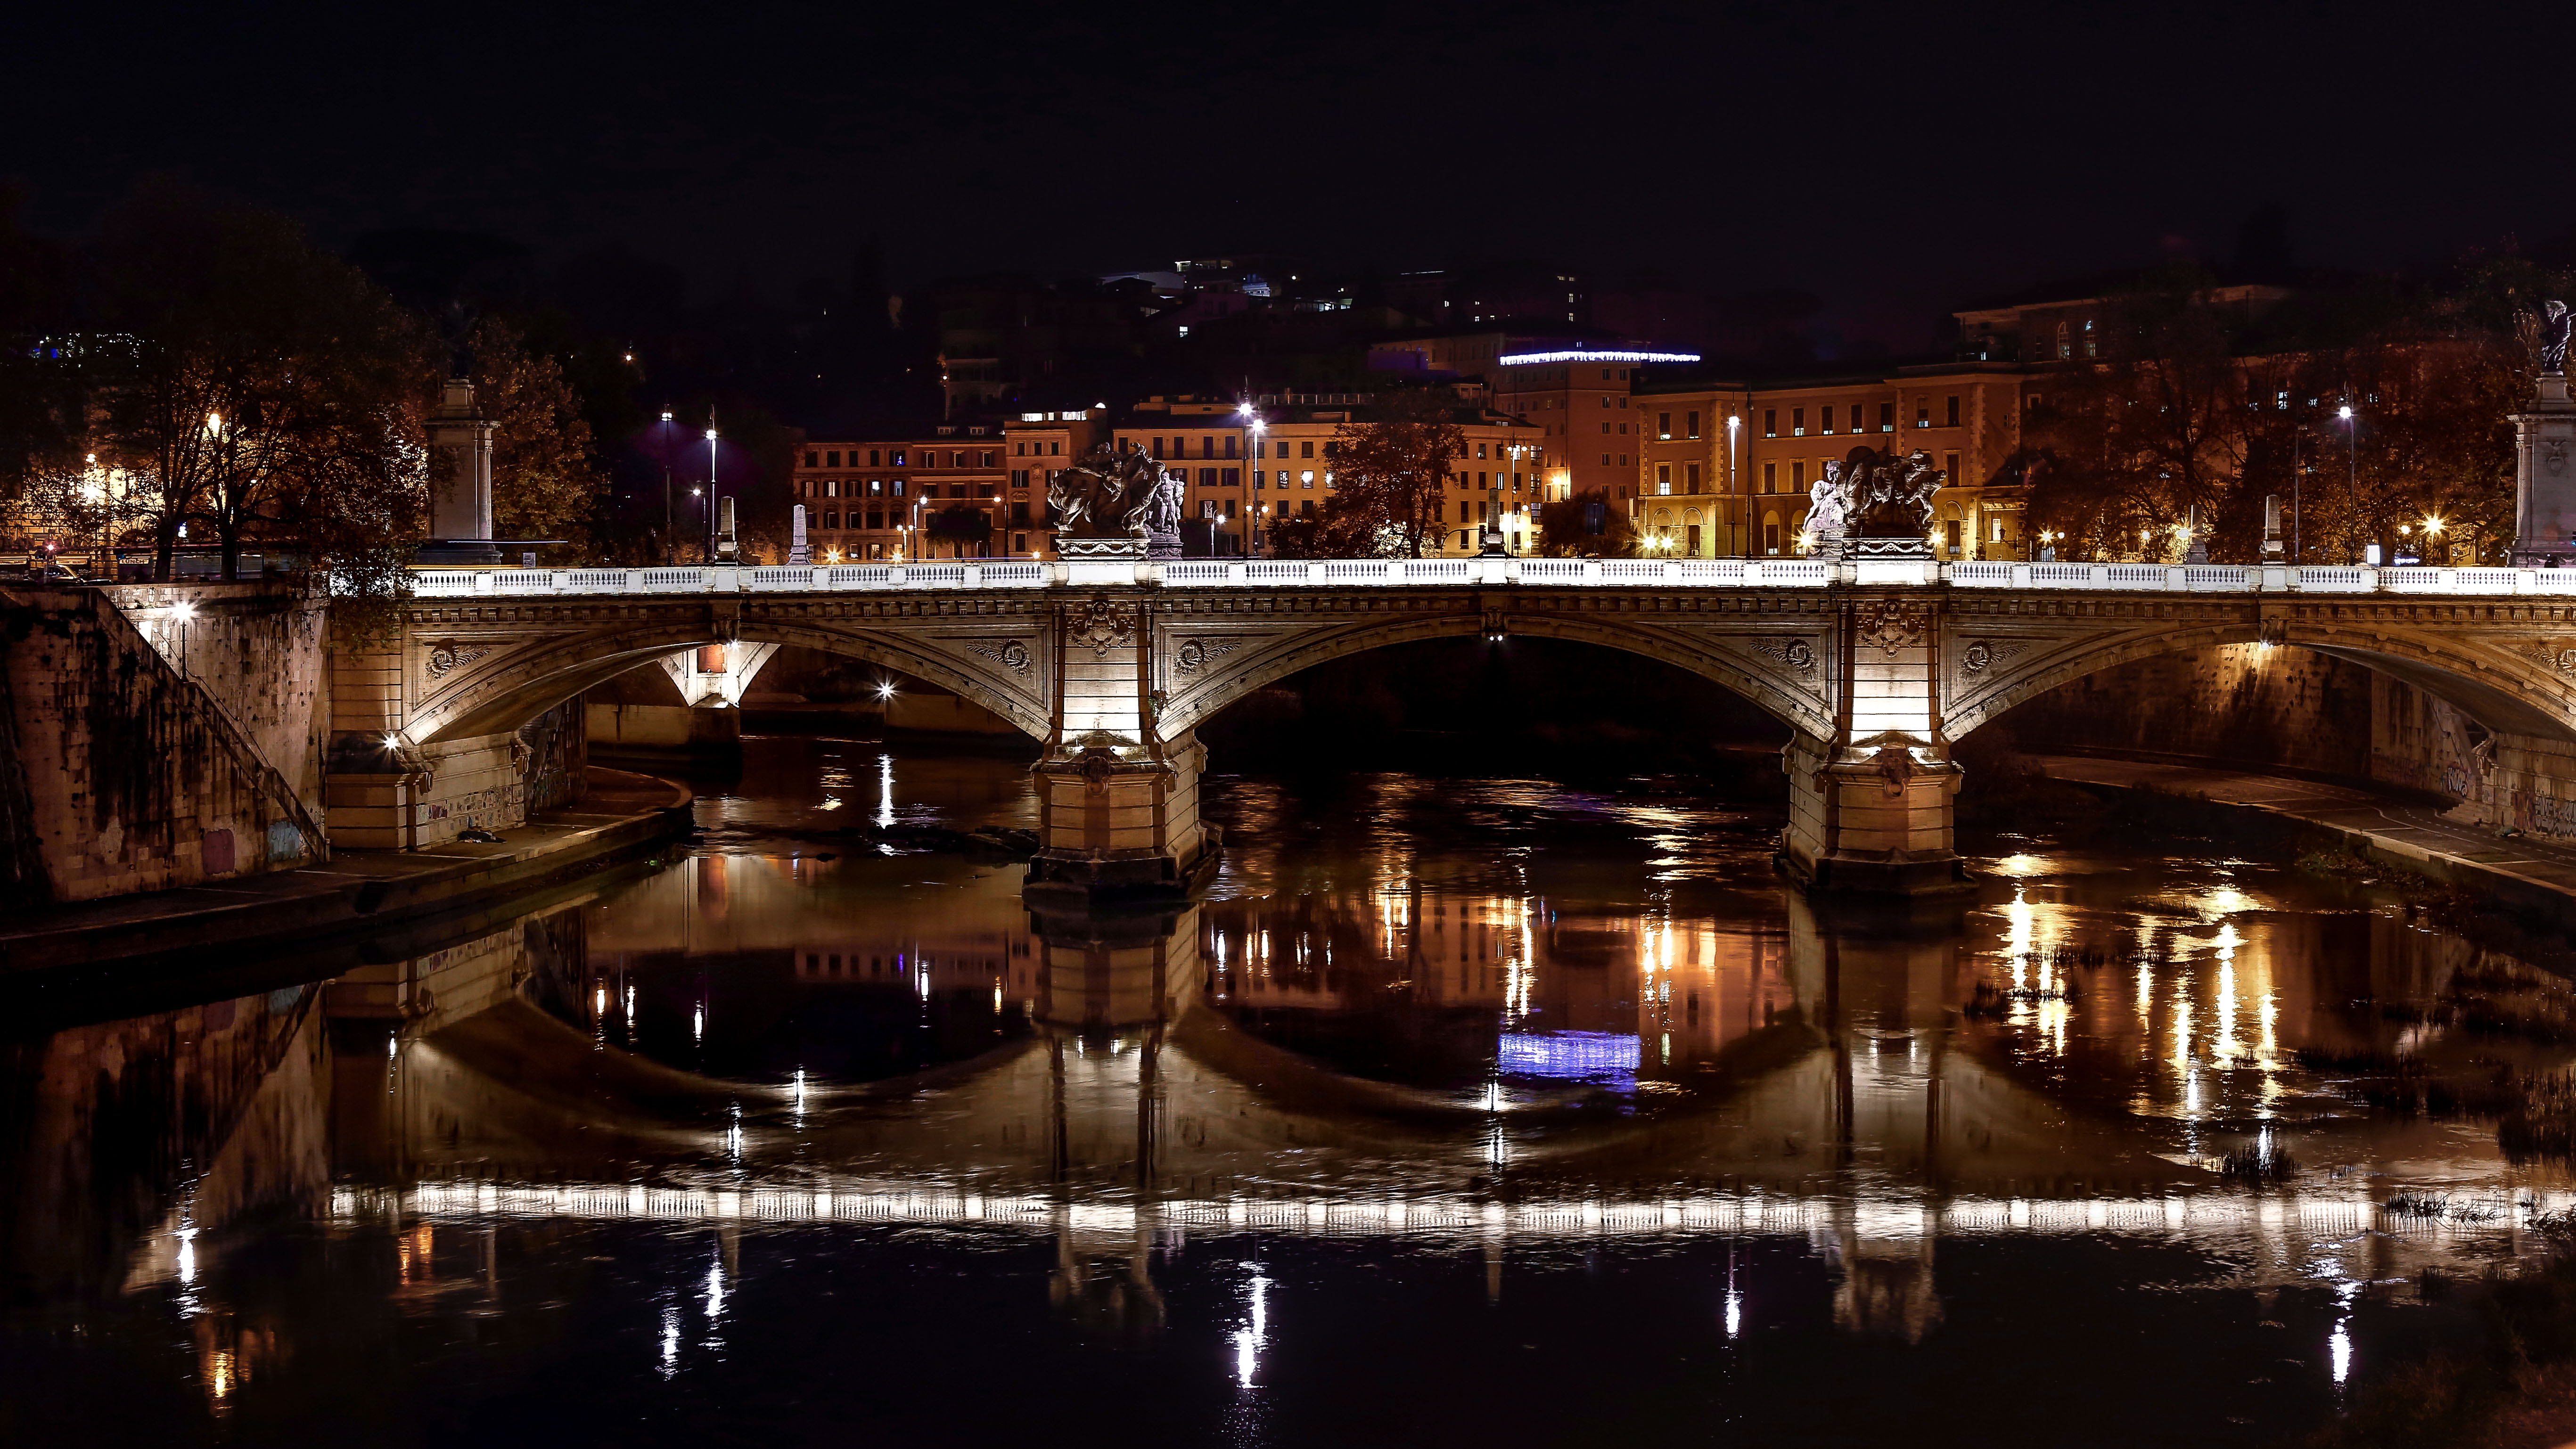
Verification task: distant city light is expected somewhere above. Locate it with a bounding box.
[1498,349,1701,366]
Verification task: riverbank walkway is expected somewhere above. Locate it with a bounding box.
[2031,752,2576,917]
[0,768,692,979]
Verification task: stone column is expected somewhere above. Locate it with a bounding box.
[1026,591,1217,904]
[2513,372,2576,565]
[421,380,500,565]
[1778,593,1966,894]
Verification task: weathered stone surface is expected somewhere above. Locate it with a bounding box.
[0,584,327,904]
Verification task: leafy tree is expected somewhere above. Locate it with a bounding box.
[924,501,991,558]
[468,316,608,559]
[1290,390,1466,557]
[64,181,429,582]
[1534,489,1638,556]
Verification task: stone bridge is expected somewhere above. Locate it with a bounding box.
[313,557,2576,893]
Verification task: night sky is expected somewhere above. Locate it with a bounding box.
[10,0,2569,350]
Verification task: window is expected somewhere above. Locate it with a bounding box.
[1764,409,1778,438]
[867,510,884,530]
[1224,436,1238,458]
[1657,412,1671,440]
[892,480,906,496]
[1276,471,1288,488]
[823,509,839,529]
[1945,395,1960,428]
[1763,462,1777,492]
[1601,395,1612,408]
[1944,451,1960,485]
[1619,453,1629,467]
[1914,399,1930,428]
[1013,533,1027,553]
[1300,470,1316,489]
[869,479,883,496]
[1150,436,1165,458]
[1879,402,1894,432]
[1602,421,1612,434]
[1687,463,1702,491]
[1601,452,1612,466]
[1792,408,1805,437]
[1010,501,1029,526]
[1477,442,1488,459]
[1820,406,1835,435]
[2055,321,2070,360]
[804,450,819,467]
[891,450,905,467]
[2081,319,2097,358]
[1051,442,1062,455]
[1617,422,1628,434]
[1791,460,1805,490]
[1222,467,1239,487]
[1198,467,1216,486]
[1300,440,1315,459]
[1656,464,1671,494]
[1945,519,1963,552]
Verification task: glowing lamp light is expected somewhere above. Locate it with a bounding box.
[704,428,718,442]
[168,601,196,622]
[2338,405,2354,421]
[383,733,402,751]
[876,682,897,701]
[660,410,673,423]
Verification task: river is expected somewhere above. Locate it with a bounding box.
[6,736,2573,1446]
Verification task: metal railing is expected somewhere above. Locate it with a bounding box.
[397,559,2576,599]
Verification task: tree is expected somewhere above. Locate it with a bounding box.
[925,502,991,557]
[1534,489,1637,556]
[67,181,429,581]
[2025,268,2249,562]
[468,316,607,559]
[1293,390,1466,557]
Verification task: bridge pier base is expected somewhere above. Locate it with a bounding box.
[1779,736,1967,894]
[1025,730,1218,905]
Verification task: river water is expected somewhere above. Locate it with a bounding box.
[7,737,2574,1446]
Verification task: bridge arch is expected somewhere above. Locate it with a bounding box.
[1945,617,2576,745]
[1155,611,1835,747]
[408,618,1050,745]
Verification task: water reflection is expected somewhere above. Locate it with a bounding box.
[7,745,2576,1445]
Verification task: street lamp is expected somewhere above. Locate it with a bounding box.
[1726,413,1743,558]
[659,410,676,565]
[2338,402,2360,562]
[703,423,719,564]
[1247,415,1268,555]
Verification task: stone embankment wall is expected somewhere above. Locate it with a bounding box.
[2002,643,2576,839]
[0,584,329,904]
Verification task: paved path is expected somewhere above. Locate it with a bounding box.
[0,768,691,978]
[2030,753,2576,909]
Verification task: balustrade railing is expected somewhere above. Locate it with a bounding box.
[392,559,2576,599]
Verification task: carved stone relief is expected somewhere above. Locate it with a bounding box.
[425,641,492,679]
[1067,598,1138,658]
[1174,637,1242,673]
[1853,600,1928,657]
[968,639,1033,673]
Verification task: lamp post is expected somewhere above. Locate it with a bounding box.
[2338,402,2359,562]
[1245,406,1266,556]
[659,410,675,565]
[1727,413,1743,558]
[703,420,719,565]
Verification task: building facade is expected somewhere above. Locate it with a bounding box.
[793,424,1016,562]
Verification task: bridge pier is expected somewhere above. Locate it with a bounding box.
[1777,593,1969,895]
[1025,595,1220,906]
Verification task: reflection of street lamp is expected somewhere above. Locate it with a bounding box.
[896,523,912,562]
